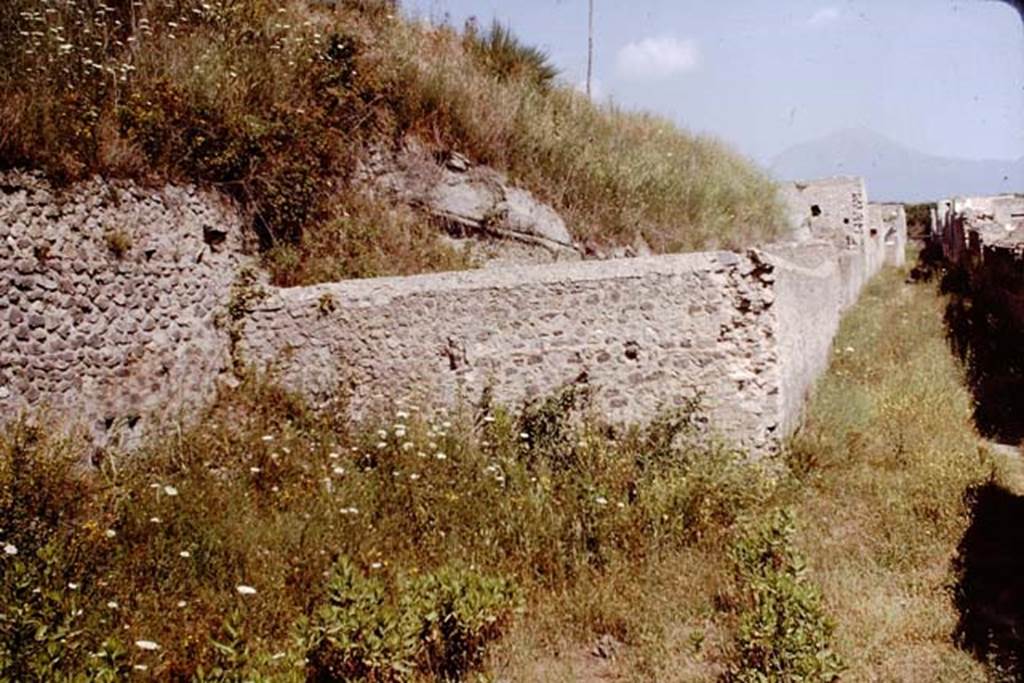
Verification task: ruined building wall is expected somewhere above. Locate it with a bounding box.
[0,172,249,441]
[779,176,877,307]
[937,194,1024,330]
[240,252,784,453]
[1,171,897,453]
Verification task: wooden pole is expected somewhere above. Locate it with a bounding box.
[586,0,594,99]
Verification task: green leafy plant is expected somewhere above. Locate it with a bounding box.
[303,558,520,681]
[304,557,419,681]
[404,566,522,680]
[726,510,844,682]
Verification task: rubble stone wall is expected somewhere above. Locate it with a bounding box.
[1,171,897,453]
[0,172,249,442]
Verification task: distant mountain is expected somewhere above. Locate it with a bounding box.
[770,128,1024,203]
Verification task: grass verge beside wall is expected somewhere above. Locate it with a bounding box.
[786,268,993,680]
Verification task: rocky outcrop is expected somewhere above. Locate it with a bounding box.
[360,142,581,265]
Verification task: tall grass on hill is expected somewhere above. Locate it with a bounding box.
[0,0,786,285]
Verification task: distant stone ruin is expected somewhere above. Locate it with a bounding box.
[934,193,1024,442]
[0,170,905,453]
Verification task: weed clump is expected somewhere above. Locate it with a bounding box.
[304,558,520,681]
[726,509,844,682]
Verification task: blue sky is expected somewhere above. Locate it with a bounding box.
[403,1,1024,164]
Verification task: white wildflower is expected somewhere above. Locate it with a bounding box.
[595,496,608,506]
[369,562,382,569]
[104,529,117,539]
[177,600,187,608]
[332,467,345,476]
[179,550,191,558]
[135,640,160,651]
[435,452,447,461]
[261,435,274,442]
[106,601,119,609]
[236,585,257,595]
[68,582,80,590]
[163,485,178,497]
[3,543,17,556]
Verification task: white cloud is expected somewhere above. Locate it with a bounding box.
[615,37,699,81]
[806,7,841,28]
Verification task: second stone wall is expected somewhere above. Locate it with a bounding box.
[240,243,857,454]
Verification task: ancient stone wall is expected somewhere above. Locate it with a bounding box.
[1,171,897,453]
[762,242,845,437]
[0,171,250,443]
[240,252,786,452]
[937,194,1024,330]
[779,176,878,307]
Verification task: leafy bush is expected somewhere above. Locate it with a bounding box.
[405,566,521,679]
[304,558,520,681]
[726,509,844,682]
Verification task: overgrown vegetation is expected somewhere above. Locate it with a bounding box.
[0,379,770,679]
[0,0,786,285]
[1,251,1001,679]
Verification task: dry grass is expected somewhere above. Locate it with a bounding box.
[786,268,993,680]
[0,0,787,285]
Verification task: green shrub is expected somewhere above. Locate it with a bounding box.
[0,541,91,680]
[305,557,418,681]
[404,567,522,680]
[726,510,844,682]
[304,558,520,681]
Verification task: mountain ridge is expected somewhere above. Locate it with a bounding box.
[770,128,1024,202]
